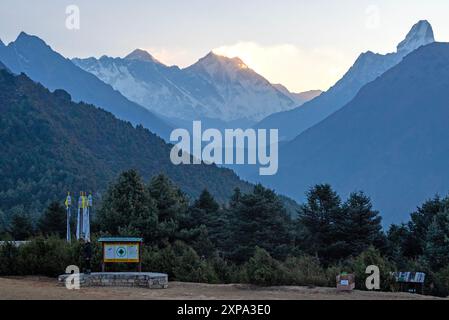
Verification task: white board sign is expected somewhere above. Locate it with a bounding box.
[103,243,140,263]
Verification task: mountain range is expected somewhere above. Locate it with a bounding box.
[0,66,254,218]
[1,20,446,225]
[0,32,172,139]
[272,84,322,105]
[258,42,449,225]
[255,20,435,141]
[73,51,318,124]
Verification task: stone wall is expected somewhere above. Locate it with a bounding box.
[58,272,168,289]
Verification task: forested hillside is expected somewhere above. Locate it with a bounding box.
[0,68,252,221]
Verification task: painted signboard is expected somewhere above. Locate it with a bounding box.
[103,243,140,263]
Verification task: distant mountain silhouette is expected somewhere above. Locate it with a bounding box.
[272,84,322,105]
[259,42,449,225]
[255,20,435,141]
[0,32,172,139]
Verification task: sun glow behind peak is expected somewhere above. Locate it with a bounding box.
[213,42,351,92]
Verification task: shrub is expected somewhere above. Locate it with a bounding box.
[246,247,283,286]
[282,255,328,287]
[347,247,396,291]
[172,243,218,283]
[17,237,73,276]
[209,255,242,284]
[0,237,103,277]
[431,266,449,298]
[0,242,20,275]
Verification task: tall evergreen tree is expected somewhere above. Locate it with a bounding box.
[187,189,229,253]
[97,170,157,242]
[424,211,449,270]
[386,195,449,265]
[228,184,293,263]
[10,210,34,240]
[297,184,342,264]
[148,174,189,222]
[38,202,66,237]
[340,192,384,257]
[148,174,189,244]
[194,189,220,214]
[408,196,448,257]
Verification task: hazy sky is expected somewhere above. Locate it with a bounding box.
[1,0,449,91]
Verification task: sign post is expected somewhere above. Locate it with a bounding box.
[336,273,355,292]
[394,272,426,294]
[98,237,143,272]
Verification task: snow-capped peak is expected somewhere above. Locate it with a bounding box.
[197,51,250,70]
[397,20,434,54]
[125,49,160,64]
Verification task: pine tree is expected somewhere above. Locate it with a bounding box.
[386,195,449,265]
[340,192,384,257]
[38,202,66,237]
[408,196,448,257]
[194,189,220,214]
[186,189,220,227]
[229,184,293,263]
[188,189,228,253]
[297,184,342,264]
[97,170,157,242]
[10,210,34,240]
[424,211,449,270]
[229,188,242,209]
[148,174,189,244]
[148,174,189,223]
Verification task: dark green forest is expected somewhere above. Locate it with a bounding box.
[1,169,449,297]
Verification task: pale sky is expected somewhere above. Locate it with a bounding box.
[1,0,449,92]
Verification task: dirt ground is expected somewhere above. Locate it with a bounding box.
[0,277,444,300]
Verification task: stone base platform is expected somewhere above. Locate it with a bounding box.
[58,272,168,289]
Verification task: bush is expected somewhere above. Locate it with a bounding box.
[282,255,328,287]
[324,264,345,287]
[431,267,449,298]
[246,247,283,286]
[172,242,218,283]
[0,242,20,275]
[17,237,73,276]
[209,255,242,284]
[347,247,396,291]
[0,237,103,277]
[142,241,219,283]
[142,244,178,278]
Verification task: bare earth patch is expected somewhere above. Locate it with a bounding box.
[0,277,445,300]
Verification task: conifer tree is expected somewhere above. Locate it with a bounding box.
[38,202,66,237]
[148,174,189,244]
[297,184,342,263]
[10,210,34,240]
[97,170,157,242]
[229,184,293,263]
[340,192,384,257]
[424,211,449,270]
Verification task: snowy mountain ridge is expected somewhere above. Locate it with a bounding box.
[73,51,316,123]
